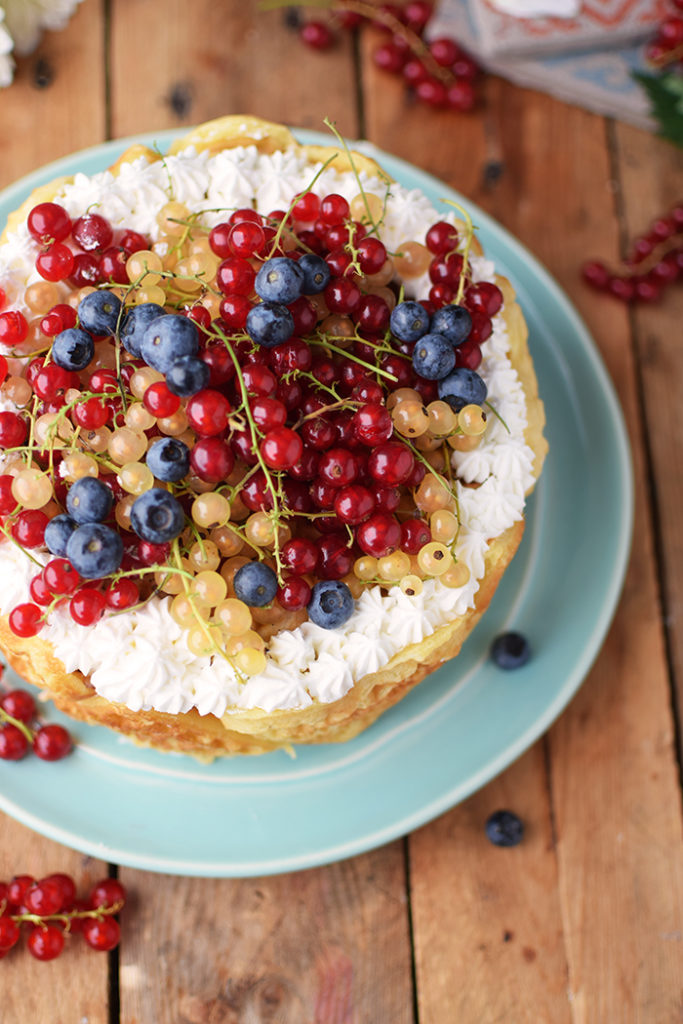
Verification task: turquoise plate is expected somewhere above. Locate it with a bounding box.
[0,130,633,876]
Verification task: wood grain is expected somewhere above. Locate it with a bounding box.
[361,35,683,1024]
[410,745,571,1023]
[118,844,414,1024]
[0,814,110,1024]
[612,122,683,767]
[0,0,105,188]
[108,9,417,1024]
[0,5,110,1020]
[109,0,359,140]
[0,5,680,1022]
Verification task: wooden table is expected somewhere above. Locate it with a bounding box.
[1,3,682,1020]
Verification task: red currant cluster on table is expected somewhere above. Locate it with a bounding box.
[295,1,481,112]
[0,177,499,675]
[582,200,683,303]
[0,873,125,960]
[644,0,683,69]
[0,684,72,761]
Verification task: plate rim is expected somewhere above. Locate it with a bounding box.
[0,127,634,875]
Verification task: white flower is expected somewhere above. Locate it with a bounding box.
[0,0,85,87]
[0,10,15,88]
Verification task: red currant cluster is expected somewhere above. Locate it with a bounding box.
[0,162,497,671]
[644,0,683,69]
[295,1,481,112]
[582,201,683,303]
[0,685,72,761]
[0,873,125,960]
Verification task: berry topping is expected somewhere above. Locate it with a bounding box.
[485,810,525,847]
[130,489,185,545]
[233,562,278,608]
[490,631,532,670]
[307,580,354,629]
[66,524,124,579]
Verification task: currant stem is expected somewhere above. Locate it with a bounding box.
[0,706,34,742]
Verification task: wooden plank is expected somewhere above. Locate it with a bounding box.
[470,87,683,1020]
[109,0,359,139]
[0,0,106,188]
[361,49,574,1022]
[119,845,414,1024]
[410,745,572,1023]
[109,10,416,1024]
[612,122,683,765]
[0,4,110,1021]
[362,36,683,1019]
[0,814,110,1023]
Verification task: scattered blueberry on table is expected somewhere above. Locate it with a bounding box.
[485,810,524,847]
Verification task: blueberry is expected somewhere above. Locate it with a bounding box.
[165,355,210,397]
[140,314,198,373]
[390,300,430,343]
[119,303,165,358]
[255,257,304,304]
[297,253,331,295]
[233,561,278,608]
[411,333,456,381]
[246,301,294,348]
[490,631,531,670]
[485,810,524,847]
[77,290,122,336]
[51,328,94,372]
[146,437,190,483]
[130,488,185,544]
[307,579,354,629]
[44,514,78,557]
[430,304,472,347]
[438,367,487,411]
[65,477,113,525]
[66,523,123,579]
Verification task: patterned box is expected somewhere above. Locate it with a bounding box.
[468,0,667,57]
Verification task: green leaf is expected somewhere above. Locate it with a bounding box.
[633,71,683,149]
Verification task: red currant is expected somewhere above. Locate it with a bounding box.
[281,537,318,575]
[368,441,415,485]
[317,533,355,579]
[190,437,235,481]
[33,724,72,761]
[27,203,71,244]
[357,513,402,557]
[36,243,75,282]
[105,579,139,610]
[44,559,80,595]
[8,602,43,637]
[89,877,127,909]
[83,916,121,952]
[401,518,431,553]
[319,193,350,225]
[0,310,28,347]
[0,724,29,760]
[1,688,36,723]
[25,879,64,916]
[277,576,312,610]
[143,381,181,418]
[352,404,393,446]
[73,213,113,251]
[27,925,65,961]
[70,588,106,626]
[300,20,334,49]
[186,389,232,436]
